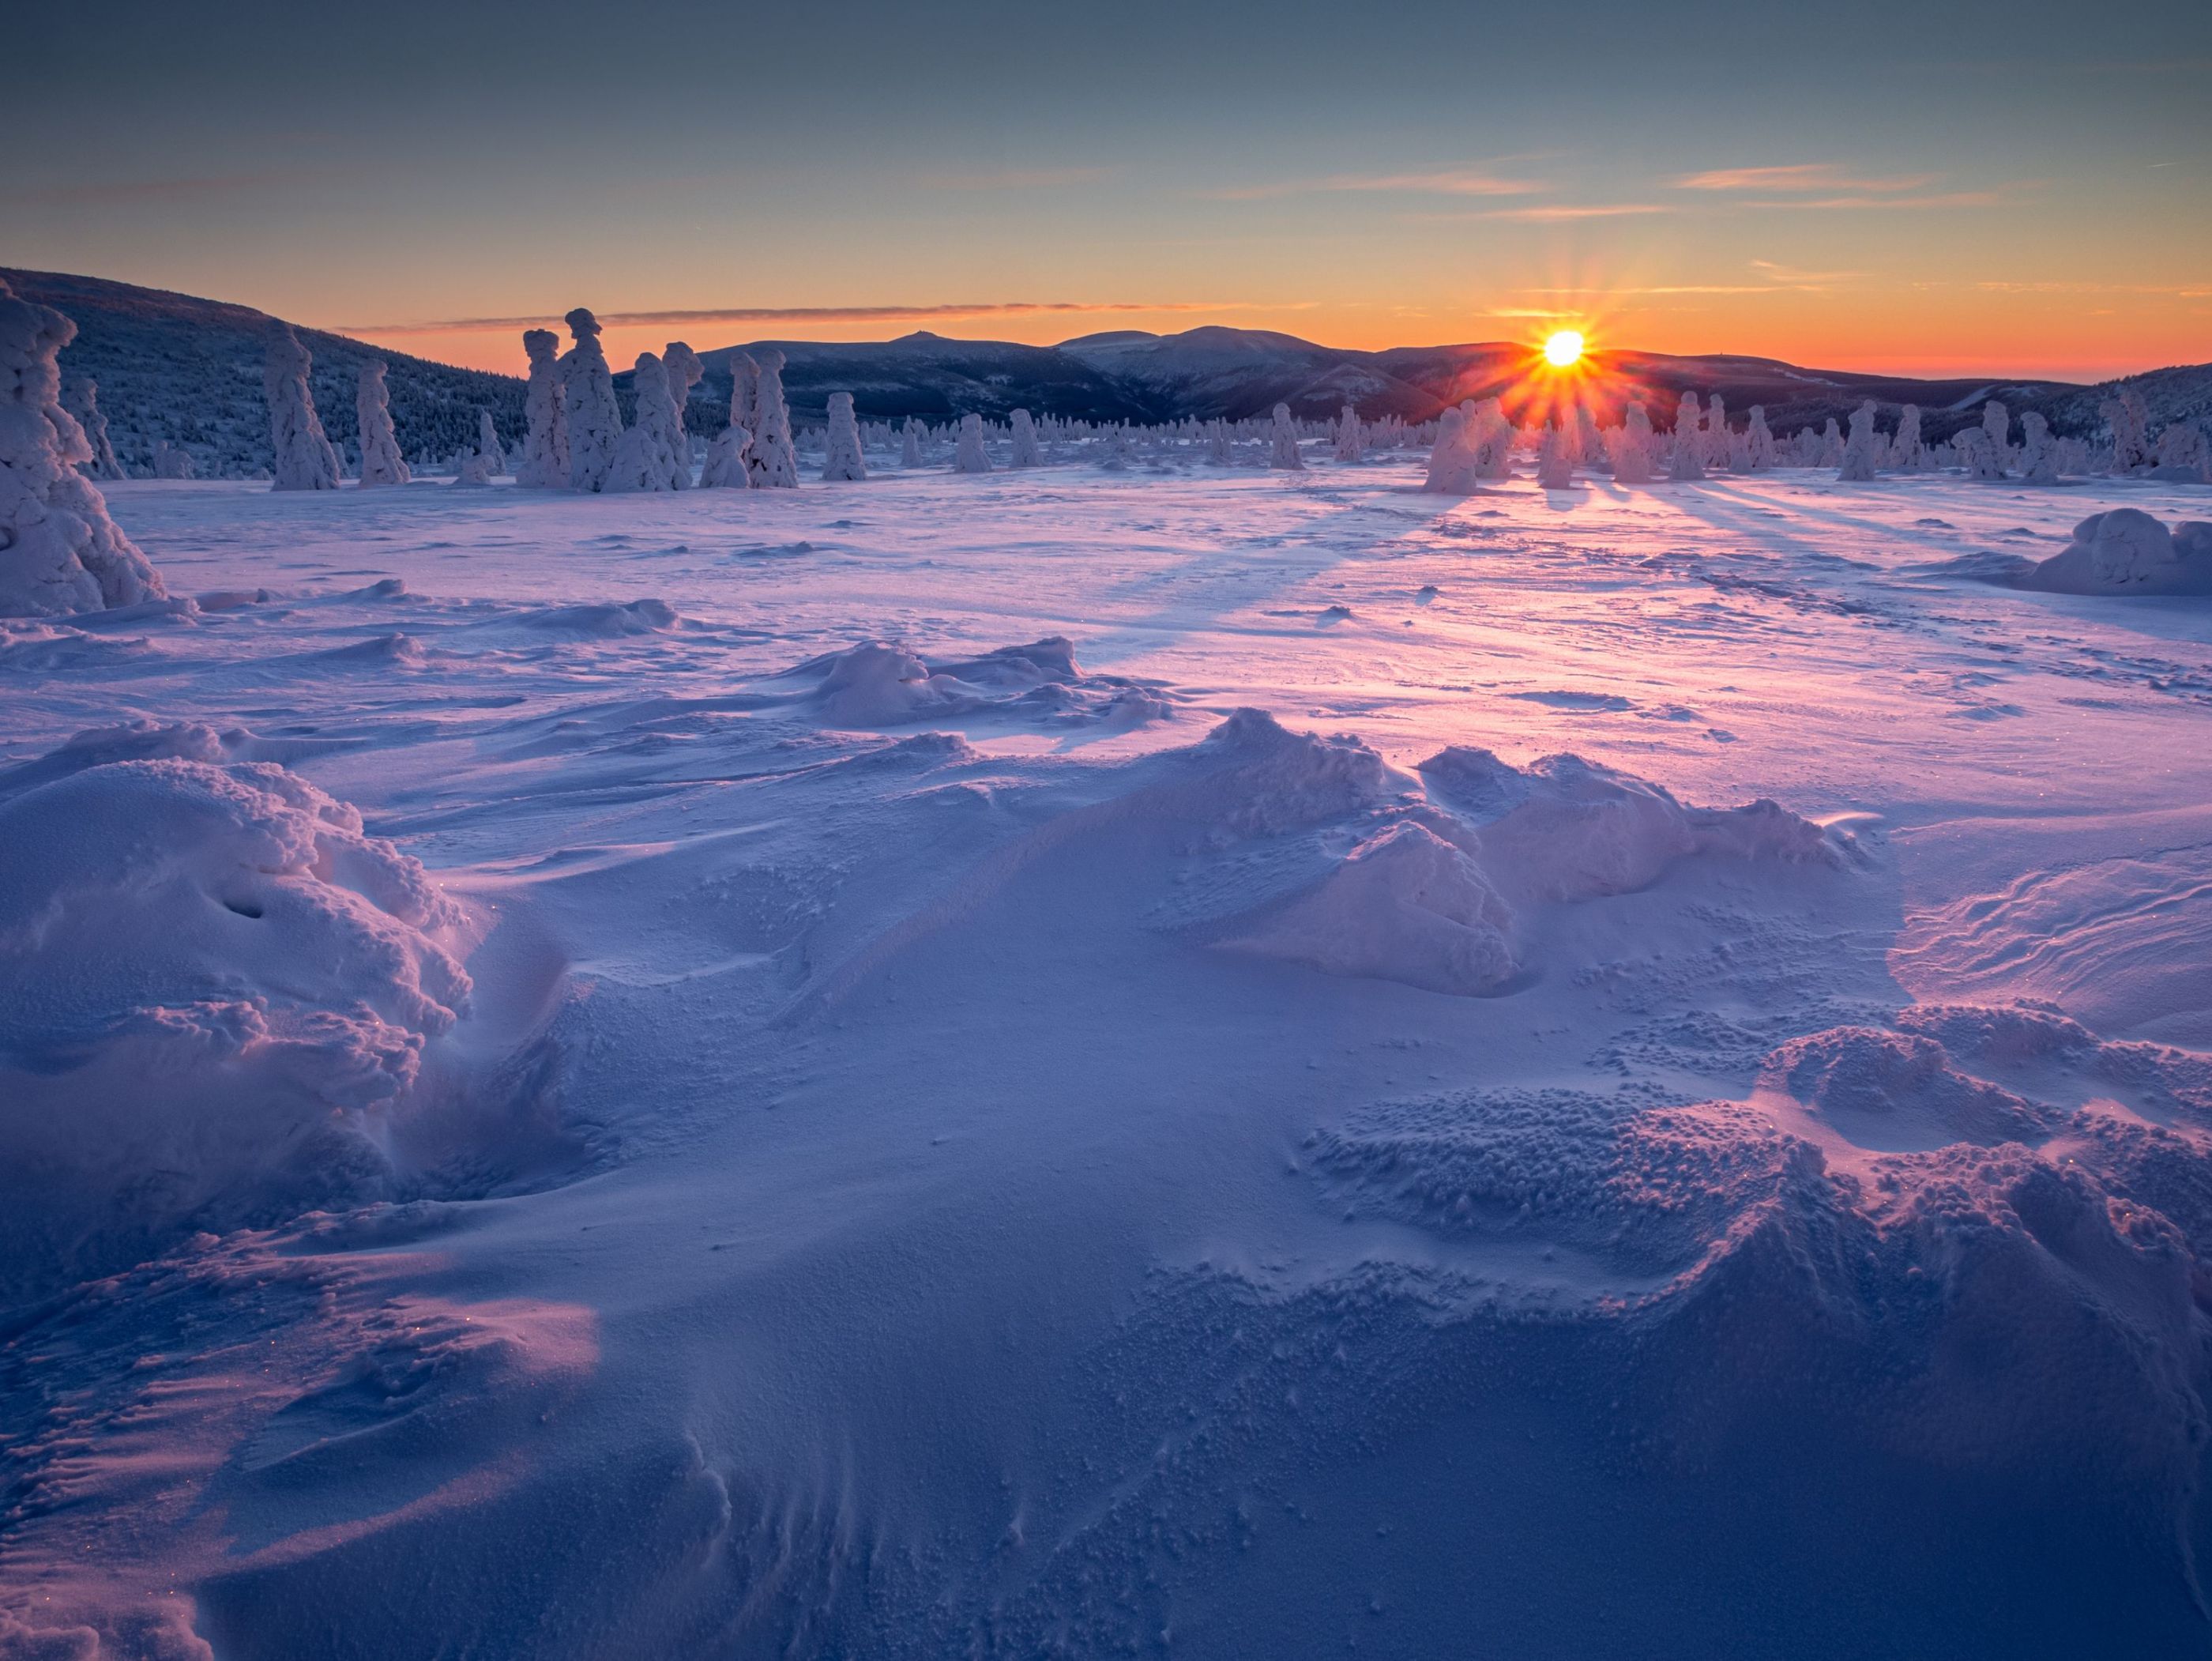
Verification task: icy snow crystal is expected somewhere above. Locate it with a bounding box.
[559,308,623,493]
[0,281,167,616]
[66,378,123,480]
[517,329,569,488]
[264,327,341,492]
[355,361,410,487]
[954,412,994,473]
[822,391,869,482]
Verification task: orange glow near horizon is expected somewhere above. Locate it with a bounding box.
[1543,330,1585,367]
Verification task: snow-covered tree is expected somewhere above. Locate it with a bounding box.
[1466,399,1514,480]
[2156,420,2207,479]
[1981,400,2011,469]
[355,360,410,486]
[560,308,623,492]
[1010,408,1042,468]
[1608,402,1657,484]
[1205,420,1232,465]
[1701,394,1729,468]
[1836,399,1879,482]
[1266,403,1304,469]
[453,447,495,486]
[1,280,167,616]
[822,390,869,481]
[517,328,568,488]
[954,412,994,473]
[152,439,196,480]
[475,409,506,476]
[664,341,704,428]
[1891,405,1924,472]
[1744,405,1776,471]
[2101,390,2151,473]
[746,350,799,488]
[1334,402,1366,463]
[2019,412,2059,483]
[264,326,340,491]
[1668,392,1706,480]
[1422,405,1484,492]
[1537,422,1572,488]
[1819,418,1845,467]
[605,352,690,492]
[700,421,754,488]
[901,416,924,469]
[66,378,124,480]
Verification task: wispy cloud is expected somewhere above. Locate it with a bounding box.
[1672,163,1934,192]
[1976,280,2212,297]
[1742,190,2002,210]
[1747,258,1861,285]
[1202,168,1542,202]
[917,167,1116,190]
[339,300,1277,335]
[1428,202,1674,222]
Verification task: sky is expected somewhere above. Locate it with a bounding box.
[11,0,2210,382]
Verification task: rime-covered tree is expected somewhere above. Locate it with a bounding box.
[700,364,755,488]
[1701,394,1729,468]
[560,308,623,492]
[517,328,568,488]
[264,326,341,491]
[1891,405,1924,472]
[1981,401,2011,466]
[1608,402,1657,484]
[746,351,799,488]
[1668,392,1705,481]
[1836,400,1879,483]
[954,412,994,473]
[1010,408,1042,468]
[1422,406,1483,492]
[356,361,410,486]
[67,378,124,480]
[2019,412,2059,483]
[664,341,704,439]
[476,409,506,476]
[822,391,869,481]
[1,280,167,616]
[901,416,924,469]
[1745,405,1776,471]
[605,352,690,492]
[1268,403,1304,469]
[1334,403,1366,463]
[1206,419,1232,466]
[152,439,196,480]
[2101,390,2151,473]
[1537,423,1572,489]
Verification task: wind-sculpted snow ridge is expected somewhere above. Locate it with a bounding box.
[1161,725,1836,997]
[0,747,476,1301]
[777,635,1175,730]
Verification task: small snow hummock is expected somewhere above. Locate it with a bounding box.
[606,352,691,493]
[1268,404,1304,471]
[1,281,168,616]
[559,307,623,493]
[264,326,341,491]
[356,361,411,487]
[1010,408,1043,469]
[954,412,994,473]
[2022,508,2212,596]
[746,350,799,488]
[517,328,570,488]
[822,391,869,481]
[67,377,124,480]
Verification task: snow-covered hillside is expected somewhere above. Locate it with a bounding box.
[4,442,2211,1657]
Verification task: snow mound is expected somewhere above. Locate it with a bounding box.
[502,597,682,638]
[1759,1026,2054,1147]
[2021,509,2212,596]
[0,757,473,1299]
[781,636,1173,731]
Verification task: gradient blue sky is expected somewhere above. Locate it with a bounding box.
[13,0,2209,378]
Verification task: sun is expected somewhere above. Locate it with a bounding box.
[1543,330,1585,368]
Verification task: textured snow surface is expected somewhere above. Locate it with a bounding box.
[4,459,2212,1658]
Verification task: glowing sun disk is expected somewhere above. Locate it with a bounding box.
[1544,330,1586,367]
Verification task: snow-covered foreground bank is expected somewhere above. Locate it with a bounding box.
[6,461,2212,1658]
